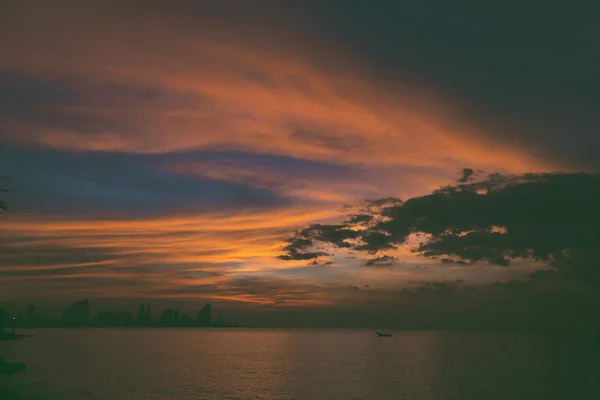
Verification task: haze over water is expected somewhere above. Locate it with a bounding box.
[2,329,599,400]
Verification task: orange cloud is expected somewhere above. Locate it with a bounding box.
[0,205,342,301]
[0,1,559,173]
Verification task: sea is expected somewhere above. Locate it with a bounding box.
[1,328,599,399]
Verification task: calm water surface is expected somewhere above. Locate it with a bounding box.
[1,329,599,399]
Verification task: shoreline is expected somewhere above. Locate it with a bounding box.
[8,326,599,334]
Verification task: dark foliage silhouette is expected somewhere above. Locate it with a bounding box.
[280,169,600,288]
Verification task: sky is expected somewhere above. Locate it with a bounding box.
[0,1,598,326]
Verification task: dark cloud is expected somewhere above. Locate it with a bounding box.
[290,2,599,170]
[365,255,396,267]
[278,223,364,263]
[196,2,600,170]
[347,283,371,291]
[0,73,81,113]
[0,72,210,121]
[0,243,119,267]
[0,264,100,278]
[281,170,600,287]
[1,145,390,219]
[0,147,292,217]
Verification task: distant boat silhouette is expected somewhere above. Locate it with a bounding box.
[376,331,393,337]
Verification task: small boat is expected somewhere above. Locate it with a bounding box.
[376,331,393,337]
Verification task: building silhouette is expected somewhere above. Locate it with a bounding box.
[136,303,152,326]
[97,311,133,327]
[62,298,90,325]
[159,309,174,326]
[197,304,212,326]
[6,300,231,329]
[181,313,190,325]
[136,303,144,322]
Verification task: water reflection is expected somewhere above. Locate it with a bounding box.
[1,329,599,399]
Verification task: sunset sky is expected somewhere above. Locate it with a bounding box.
[0,2,597,324]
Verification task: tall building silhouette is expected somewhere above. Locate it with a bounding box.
[63,298,90,325]
[137,303,145,322]
[136,303,152,325]
[181,313,190,325]
[160,309,174,325]
[197,304,212,326]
